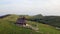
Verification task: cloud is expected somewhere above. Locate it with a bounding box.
[0,0,60,16]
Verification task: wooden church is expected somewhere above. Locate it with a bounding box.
[15,16,26,25]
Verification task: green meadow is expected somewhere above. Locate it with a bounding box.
[0,15,60,34]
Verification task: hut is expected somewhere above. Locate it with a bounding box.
[15,16,26,26]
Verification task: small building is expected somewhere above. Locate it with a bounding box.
[16,16,26,25]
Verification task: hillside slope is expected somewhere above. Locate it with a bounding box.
[0,15,40,34]
[0,14,60,34]
[27,21,60,34]
[28,14,60,27]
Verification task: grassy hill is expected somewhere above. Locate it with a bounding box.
[0,14,60,34]
[28,14,60,27]
[27,21,60,34]
[0,15,40,34]
[42,16,60,27]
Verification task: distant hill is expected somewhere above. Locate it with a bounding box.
[42,16,60,27]
[0,14,11,18]
[27,14,60,28]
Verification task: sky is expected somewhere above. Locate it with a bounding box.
[0,0,60,16]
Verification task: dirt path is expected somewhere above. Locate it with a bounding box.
[26,24,39,32]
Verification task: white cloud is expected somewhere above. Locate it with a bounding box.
[0,0,60,16]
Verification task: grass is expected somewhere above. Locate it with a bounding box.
[0,16,40,34]
[0,15,60,34]
[27,21,60,34]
